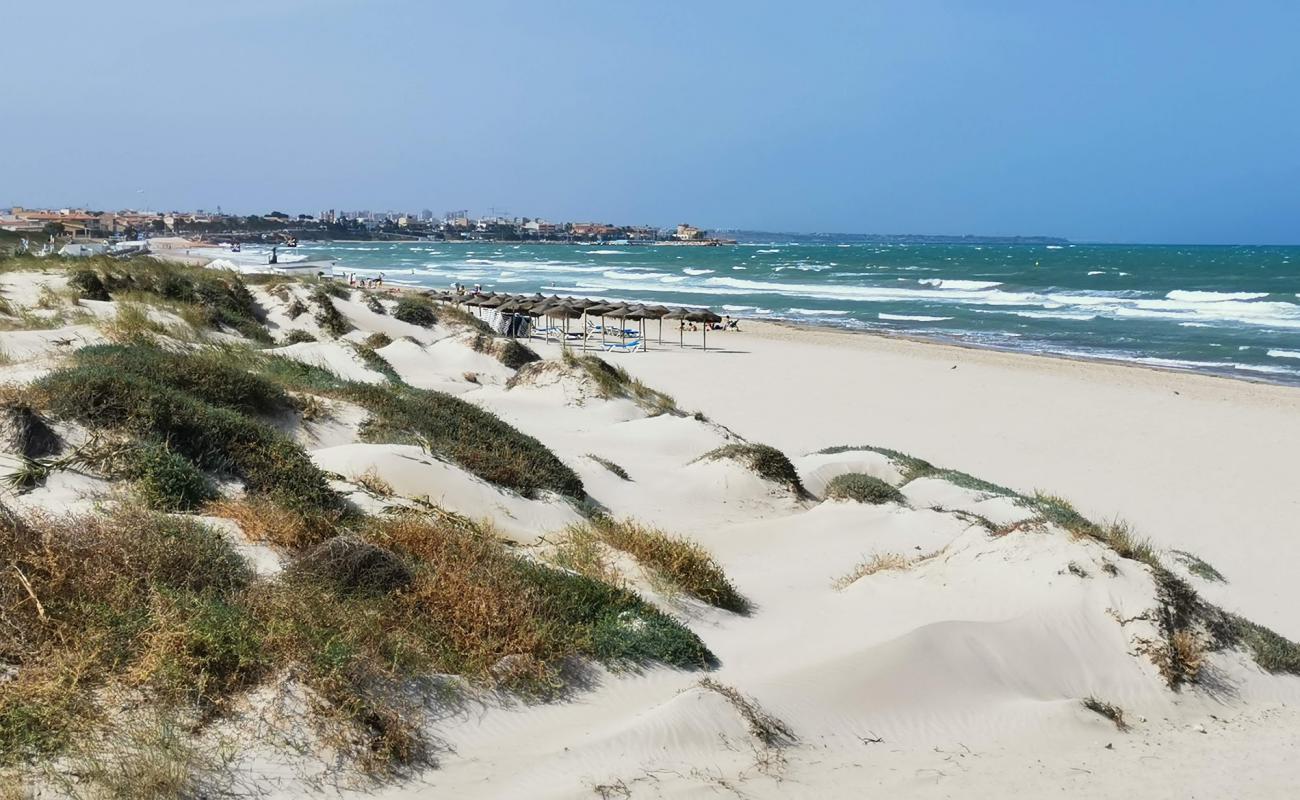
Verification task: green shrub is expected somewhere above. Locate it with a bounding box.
[120,440,217,512]
[350,383,582,499]
[365,295,386,315]
[393,295,437,327]
[363,331,392,349]
[699,442,805,496]
[286,298,308,319]
[311,287,353,338]
[86,258,271,343]
[69,268,110,301]
[281,329,316,345]
[72,344,289,416]
[497,339,540,370]
[36,365,340,515]
[352,343,402,384]
[556,352,677,415]
[824,472,904,504]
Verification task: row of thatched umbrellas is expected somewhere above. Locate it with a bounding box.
[426,291,725,351]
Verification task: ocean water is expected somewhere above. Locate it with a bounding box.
[281,240,1300,383]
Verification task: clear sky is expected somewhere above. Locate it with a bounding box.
[3,0,1297,244]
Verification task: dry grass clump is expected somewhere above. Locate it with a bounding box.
[585,454,631,481]
[281,328,316,345]
[100,302,170,343]
[824,472,904,504]
[698,678,795,748]
[0,501,713,776]
[205,497,340,550]
[566,518,747,613]
[433,302,493,334]
[698,442,805,497]
[363,331,393,349]
[833,552,911,589]
[353,467,394,497]
[551,524,623,587]
[559,351,677,415]
[0,505,260,764]
[1081,697,1129,731]
[63,256,271,343]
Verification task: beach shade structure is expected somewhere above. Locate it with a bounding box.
[661,307,693,348]
[581,303,619,346]
[642,305,672,344]
[686,309,724,351]
[541,302,586,349]
[601,304,636,346]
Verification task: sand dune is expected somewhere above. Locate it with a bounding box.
[1,265,1297,798]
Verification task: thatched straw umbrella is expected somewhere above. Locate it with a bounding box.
[541,302,585,350]
[686,309,723,351]
[641,305,672,344]
[582,302,619,346]
[662,307,692,348]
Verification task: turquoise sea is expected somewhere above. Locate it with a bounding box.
[283,239,1300,384]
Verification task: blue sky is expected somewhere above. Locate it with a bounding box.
[2,0,1297,243]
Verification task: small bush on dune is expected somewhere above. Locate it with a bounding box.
[586,454,630,481]
[496,339,540,370]
[0,505,259,764]
[393,295,437,327]
[436,302,493,334]
[559,351,677,415]
[349,383,583,499]
[572,517,748,613]
[310,286,353,338]
[69,268,109,301]
[352,343,402,384]
[824,472,904,504]
[286,298,308,319]
[364,331,392,349]
[364,294,387,315]
[281,329,316,345]
[699,442,805,496]
[289,535,413,596]
[72,344,289,416]
[78,257,271,343]
[119,440,217,512]
[35,363,340,516]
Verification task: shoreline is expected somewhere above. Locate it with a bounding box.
[157,242,1300,392]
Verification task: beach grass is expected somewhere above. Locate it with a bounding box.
[824,472,904,504]
[699,442,805,496]
[566,517,748,613]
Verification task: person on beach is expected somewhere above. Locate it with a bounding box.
[377,272,385,287]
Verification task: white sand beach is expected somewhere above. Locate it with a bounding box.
[1,263,1297,798]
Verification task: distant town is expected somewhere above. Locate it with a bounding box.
[0,206,736,246]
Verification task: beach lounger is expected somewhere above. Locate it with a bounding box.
[602,339,643,353]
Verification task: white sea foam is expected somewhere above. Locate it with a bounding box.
[756,249,781,253]
[1268,349,1300,360]
[586,249,627,254]
[1087,271,1105,276]
[683,268,715,276]
[1166,290,1269,302]
[1045,245,1064,249]
[788,308,849,316]
[918,278,1004,290]
[879,313,954,322]
[603,270,671,281]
